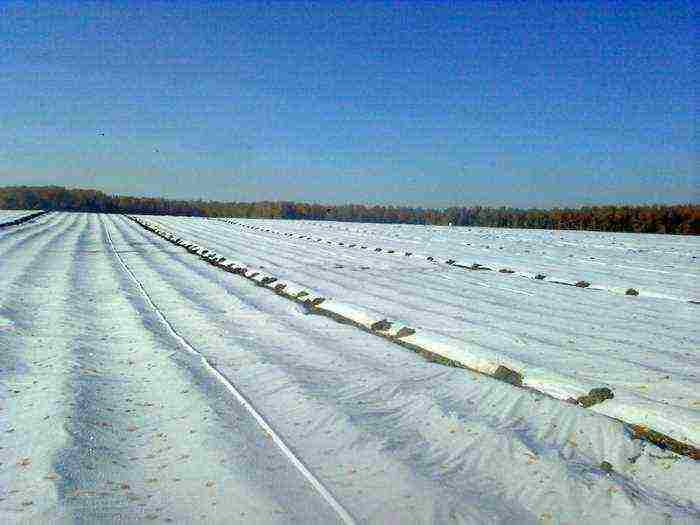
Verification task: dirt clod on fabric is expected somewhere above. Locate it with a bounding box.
[493,366,523,387]
[371,319,392,331]
[395,327,416,338]
[577,387,614,408]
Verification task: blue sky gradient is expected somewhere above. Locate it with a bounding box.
[0,1,696,207]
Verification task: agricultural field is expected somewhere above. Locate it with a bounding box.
[1,211,699,523]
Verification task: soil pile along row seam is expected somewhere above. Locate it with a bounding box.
[0,210,49,229]
[104,216,357,525]
[129,215,700,461]
[215,219,698,305]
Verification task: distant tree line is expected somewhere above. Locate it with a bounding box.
[1,185,698,234]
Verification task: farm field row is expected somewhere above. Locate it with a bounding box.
[1,212,342,523]
[140,215,700,451]
[1,212,699,523]
[222,218,699,302]
[0,210,46,228]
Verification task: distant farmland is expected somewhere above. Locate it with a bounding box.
[1,186,698,234]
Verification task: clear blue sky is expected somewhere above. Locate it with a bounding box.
[0,0,696,207]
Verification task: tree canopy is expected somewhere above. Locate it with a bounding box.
[1,185,697,234]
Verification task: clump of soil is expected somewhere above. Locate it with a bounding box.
[534,274,546,280]
[577,387,614,407]
[445,259,456,265]
[630,424,700,459]
[493,365,523,387]
[599,461,614,474]
[371,319,392,331]
[405,252,412,256]
[575,280,591,288]
[625,288,639,296]
[499,268,515,274]
[395,327,416,338]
